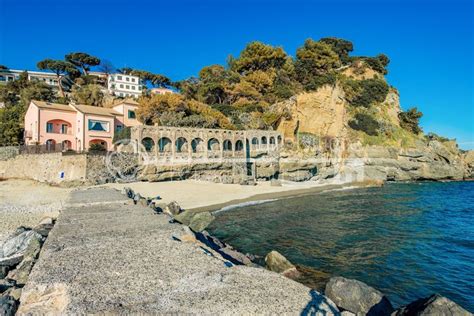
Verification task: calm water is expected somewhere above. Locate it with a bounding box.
[208,182,474,311]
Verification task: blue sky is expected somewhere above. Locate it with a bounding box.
[1,0,473,149]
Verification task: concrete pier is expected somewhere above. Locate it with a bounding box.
[18,187,338,314]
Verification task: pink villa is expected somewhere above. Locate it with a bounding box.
[24,99,141,151]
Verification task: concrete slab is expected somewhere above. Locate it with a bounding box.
[18,188,339,315]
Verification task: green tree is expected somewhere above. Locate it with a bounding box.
[37,59,79,97]
[295,39,340,90]
[230,41,288,74]
[320,37,354,64]
[71,84,104,106]
[399,107,423,134]
[65,52,101,75]
[363,54,390,75]
[0,106,23,144]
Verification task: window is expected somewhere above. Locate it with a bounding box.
[138,86,142,90]
[128,110,136,119]
[131,78,135,82]
[126,77,130,82]
[61,124,68,134]
[131,86,135,90]
[111,84,115,89]
[120,84,124,88]
[46,122,53,133]
[126,85,130,89]
[88,119,109,132]
[117,75,122,80]
[116,125,123,132]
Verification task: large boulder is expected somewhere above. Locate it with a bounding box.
[0,229,43,268]
[163,201,183,216]
[0,295,18,316]
[7,257,35,286]
[174,210,198,226]
[189,212,215,232]
[392,294,472,316]
[325,277,394,316]
[265,250,300,278]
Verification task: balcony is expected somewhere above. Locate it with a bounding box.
[46,129,73,135]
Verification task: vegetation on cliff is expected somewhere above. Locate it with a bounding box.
[0,38,426,146]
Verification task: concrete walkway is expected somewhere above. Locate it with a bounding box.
[18,187,338,315]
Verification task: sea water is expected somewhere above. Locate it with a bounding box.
[208,182,474,311]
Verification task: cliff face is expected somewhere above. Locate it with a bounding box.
[276,85,348,140]
[275,82,472,182]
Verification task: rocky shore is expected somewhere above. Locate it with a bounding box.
[1,182,472,314]
[123,187,472,315]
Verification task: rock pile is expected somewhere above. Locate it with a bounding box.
[324,276,472,316]
[0,218,55,315]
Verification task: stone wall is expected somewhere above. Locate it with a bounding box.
[0,153,88,184]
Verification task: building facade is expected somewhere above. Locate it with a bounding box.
[0,69,72,90]
[24,100,140,151]
[107,73,143,98]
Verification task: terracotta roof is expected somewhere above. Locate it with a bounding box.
[72,104,121,116]
[31,100,76,112]
[114,98,139,106]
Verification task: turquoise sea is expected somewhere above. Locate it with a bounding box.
[208,182,474,311]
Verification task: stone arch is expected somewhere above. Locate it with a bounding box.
[251,137,259,149]
[62,140,72,150]
[141,137,155,152]
[208,138,220,151]
[176,137,188,153]
[277,135,282,144]
[235,140,244,151]
[45,139,56,151]
[223,139,232,151]
[270,136,275,145]
[191,138,204,153]
[261,136,267,146]
[89,139,108,150]
[158,137,172,152]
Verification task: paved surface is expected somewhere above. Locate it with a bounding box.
[18,187,338,315]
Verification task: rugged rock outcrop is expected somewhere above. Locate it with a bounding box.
[325,276,394,316]
[341,141,467,181]
[392,294,472,316]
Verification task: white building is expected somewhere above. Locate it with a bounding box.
[150,87,175,95]
[0,69,72,89]
[107,73,143,98]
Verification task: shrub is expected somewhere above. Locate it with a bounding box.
[399,107,423,134]
[343,78,389,107]
[349,113,380,136]
[363,54,390,75]
[89,143,106,152]
[113,126,131,143]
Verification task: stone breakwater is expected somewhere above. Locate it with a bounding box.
[2,186,471,314]
[118,187,473,315]
[0,217,56,315]
[15,187,339,314]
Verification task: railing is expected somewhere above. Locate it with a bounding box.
[19,144,72,154]
[46,130,73,135]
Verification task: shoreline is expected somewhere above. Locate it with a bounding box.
[103,179,384,214]
[190,182,364,213]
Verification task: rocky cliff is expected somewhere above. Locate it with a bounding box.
[274,66,473,182]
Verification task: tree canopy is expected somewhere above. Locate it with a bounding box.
[65,52,101,75]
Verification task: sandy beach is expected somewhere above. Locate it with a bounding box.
[103,179,361,212]
[0,179,71,243]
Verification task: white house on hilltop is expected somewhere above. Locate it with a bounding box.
[107,73,143,98]
[0,69,72,90]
